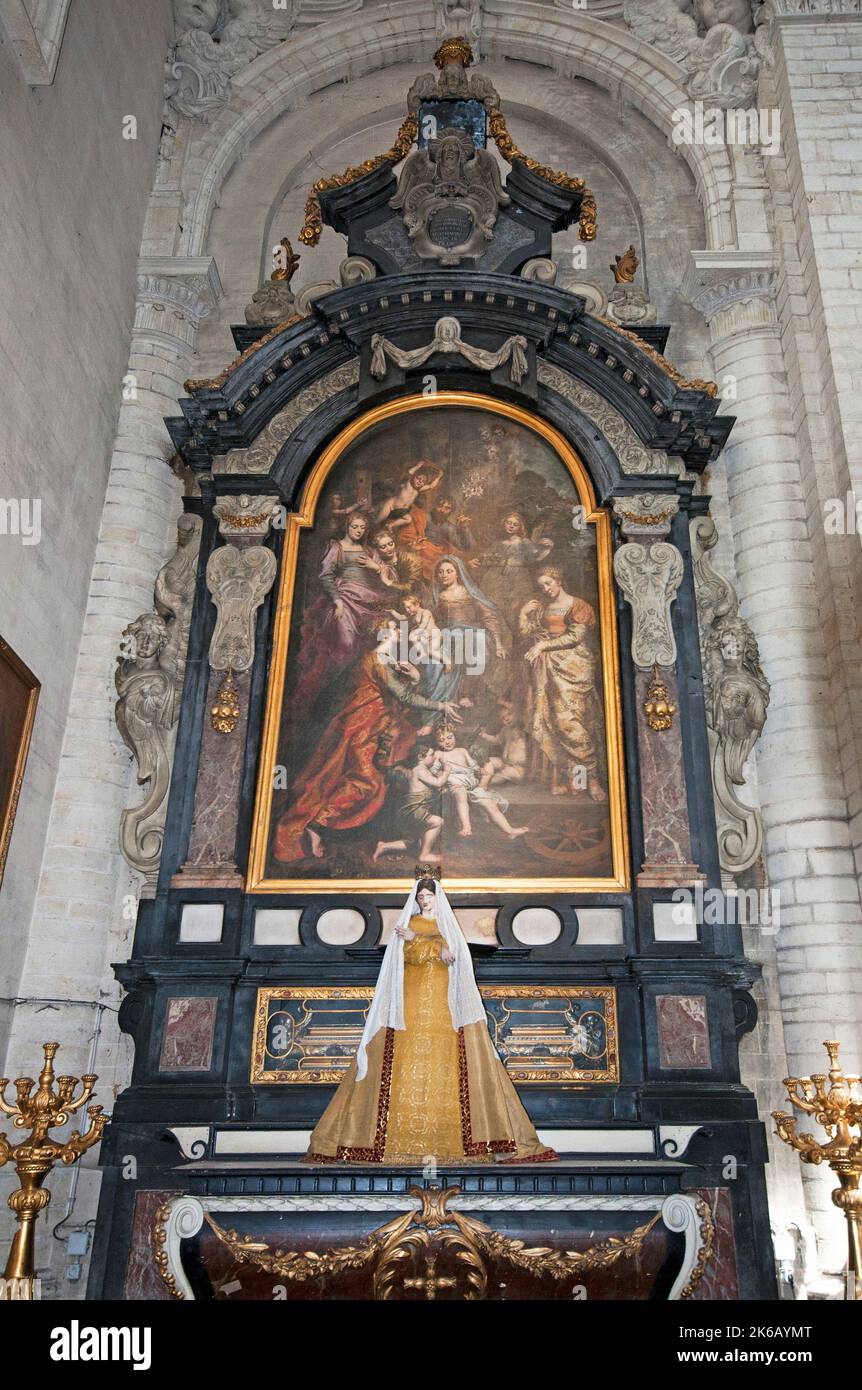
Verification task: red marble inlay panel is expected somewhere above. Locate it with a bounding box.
[657,994,711,1069]
[159,996,218,1072]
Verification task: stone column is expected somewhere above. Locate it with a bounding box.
[0,256,221,1288]
[689,265,862,1269]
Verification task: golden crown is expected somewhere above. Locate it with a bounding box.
[434,37,473,69]
[414,864,442,881]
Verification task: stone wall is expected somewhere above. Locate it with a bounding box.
[0,0,173,1057]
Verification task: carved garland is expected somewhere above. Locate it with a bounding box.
[487,110,597,242]
[197,1185,667,1299]
[299,114,420,249]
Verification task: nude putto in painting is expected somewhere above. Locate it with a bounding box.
[266,404,618,884]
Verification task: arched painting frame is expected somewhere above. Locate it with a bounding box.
[247,392,629,893]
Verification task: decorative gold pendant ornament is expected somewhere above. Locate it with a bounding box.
[644,666,677,731]
[773,1040,862,1300]
[0,1043,107,1300]
[211,669,241,734]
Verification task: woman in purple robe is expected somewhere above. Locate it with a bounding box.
[292,512,388,712]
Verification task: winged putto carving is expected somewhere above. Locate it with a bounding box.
[390,127,509,265]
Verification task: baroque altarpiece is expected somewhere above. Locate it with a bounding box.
[90,41,776,1301]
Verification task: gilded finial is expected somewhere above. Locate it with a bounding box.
[271,237,300,284]
[434,36,474,69]
[611,245,639,285]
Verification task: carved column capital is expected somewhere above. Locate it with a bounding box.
[764,0,862,17]
[213,494,282,540]
[682,253,778,341]
[613,494,679,538]
[135,256,223,352]
[613,541,684,669]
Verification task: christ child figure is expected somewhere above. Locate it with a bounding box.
[372,744,447,864]
[434,726,529,841]
[397,592,450,670]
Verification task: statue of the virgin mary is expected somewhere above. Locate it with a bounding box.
[306,871,557,1163]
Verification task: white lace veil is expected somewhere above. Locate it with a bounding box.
[355,877,487,1079]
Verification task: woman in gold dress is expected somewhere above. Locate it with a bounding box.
[306,875,557,1164]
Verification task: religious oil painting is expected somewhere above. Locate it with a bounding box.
[249,394,628,892]
[0,636,40,890]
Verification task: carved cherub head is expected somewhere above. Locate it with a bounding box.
[429,128,475,185]
[173,0,221,37]
[122,614,169,663]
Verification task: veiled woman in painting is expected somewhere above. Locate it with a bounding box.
[306,873,556,1164]
[292,511,387,712]
[519,565,607,801]
[424,555,506,708]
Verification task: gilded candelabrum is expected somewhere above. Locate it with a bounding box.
[773,1040,862,1300]
[0,1042,107,1299]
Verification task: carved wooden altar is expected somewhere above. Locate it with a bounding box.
[89,41,776,1301]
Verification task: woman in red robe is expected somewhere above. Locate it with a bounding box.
[274,643,463,863]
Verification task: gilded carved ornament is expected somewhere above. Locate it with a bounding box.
[152,1185,716,1300]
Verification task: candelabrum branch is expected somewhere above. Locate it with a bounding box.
[772,1112,825,1164]
[60,1107,108,1163]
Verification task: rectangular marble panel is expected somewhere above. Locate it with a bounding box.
[179,902,224,943]
[656,994,711,1069]
[575,907,624,945]
[253,907,302,945]
[653,900,698,942]
[159,996,217,1072]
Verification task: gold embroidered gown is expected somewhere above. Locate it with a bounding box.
[307,915,557,1164]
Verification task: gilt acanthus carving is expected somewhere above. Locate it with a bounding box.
[691,516,770,881]
[613,541,685,668]
[166,1,297,123]
[391,129,509,265]
[623,0,763,108]
[371,316,528,384]
[115,514,203,891]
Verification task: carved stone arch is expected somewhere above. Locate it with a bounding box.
[175,3,736,263]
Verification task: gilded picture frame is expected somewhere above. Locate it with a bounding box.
[247,392,629,893]
[0,635,40,891]
[250,984,620,1086]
